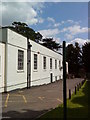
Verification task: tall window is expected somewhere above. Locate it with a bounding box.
[43,56,46,69]
[18,50,24,70]
[34,54,37,70]
[50,58,52,69]
[59,60,61,68]
[55,60,57,69]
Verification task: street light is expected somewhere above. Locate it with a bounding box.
[63,41,67,120]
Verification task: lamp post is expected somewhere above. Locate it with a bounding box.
[63,41,67,120]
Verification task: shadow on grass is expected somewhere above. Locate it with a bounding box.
[38,81,89,120]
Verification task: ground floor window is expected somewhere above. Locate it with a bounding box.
[55,60,57,69]
[43,56,46,69]
[50,58,52,69]
[18,50,24,70]
[34,54,37,70]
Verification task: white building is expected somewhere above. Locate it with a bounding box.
[0,27,63,92]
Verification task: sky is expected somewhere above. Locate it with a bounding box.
[0,1,89,46]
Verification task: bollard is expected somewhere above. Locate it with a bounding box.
[69,89,71,99]
[81,82,83,85]
[75,86,76,94]
[79,83,81,89]
[77,84,79,91]
[82,81,83,86]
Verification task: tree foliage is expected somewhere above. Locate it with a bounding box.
[11,21,42,41]
[41,38,61,51]
[6,21,59,51]
[66,42,81,77]
[82,42,90,73]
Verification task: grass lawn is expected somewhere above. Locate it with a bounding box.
[38,80,89,120]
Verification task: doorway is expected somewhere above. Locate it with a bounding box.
[50,73,53,83]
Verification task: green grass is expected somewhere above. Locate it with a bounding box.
[38,81,89,119]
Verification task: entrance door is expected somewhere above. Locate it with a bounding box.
[50,73,53,83]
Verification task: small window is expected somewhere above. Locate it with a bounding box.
[34,54,37,70]
[50,58,52,69]
[43,56,46,69]
[18,50,24,70]
[55,60,57,69]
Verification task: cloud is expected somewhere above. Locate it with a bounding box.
[53,37,61,44]
[38,17,44,23]
[54,23,61,27]
[61,25,88,40]
[65,34,74,40]
[39,28,60,38]
[59,20,80,26]
[67,38,89,46]
[1,2,44,26]
[51,19,80,28]
[61,25,88,35]
[2,0,45,2]
[47,17,55,23]
[2,0,62,2]
[2,0,89,2]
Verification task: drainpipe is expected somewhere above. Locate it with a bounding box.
[27,38,32,89]
[4,42,7,93]
[63,41,67,120]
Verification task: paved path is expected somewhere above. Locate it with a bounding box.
[2,78,83,119]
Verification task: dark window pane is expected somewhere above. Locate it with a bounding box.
[18,50,24,70]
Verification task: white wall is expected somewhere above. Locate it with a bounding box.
[66,62,68,74]
[0,28,63,92]
[29,40,63,86]
[6,29,27,91]
[0,43,5,92]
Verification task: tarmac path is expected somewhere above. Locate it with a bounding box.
[2,78,84,119]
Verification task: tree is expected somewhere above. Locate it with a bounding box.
[12,21,42,41]
[82,42,90,73]
[35,32,43,43]
[41,38,61,51]
[10,21,60,51]
[66,42,81,77]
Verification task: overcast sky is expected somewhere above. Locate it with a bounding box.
[0,1,89,45]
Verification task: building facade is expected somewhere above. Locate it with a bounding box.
[0,28,63,92]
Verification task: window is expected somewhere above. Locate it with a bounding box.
[34,54,37,70]
[18,50,24,70]
[59,60,61,68]
[55,60,57,69]
[50,58,52,69]
[43,56,46,69]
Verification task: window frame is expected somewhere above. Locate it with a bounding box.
[59,60,61,68]
[34,54,38,70]
[43,56,46,69]
[18,50,24,71]
[55,59,57,69]
[50,58,52,69]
